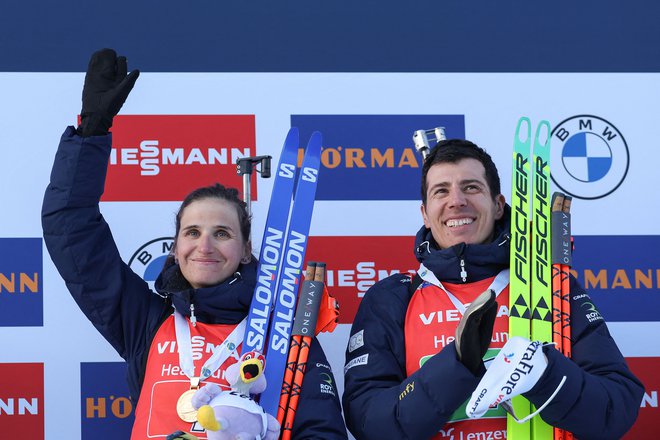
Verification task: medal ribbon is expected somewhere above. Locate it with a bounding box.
[173,310,246,385]
[417,264,509,314]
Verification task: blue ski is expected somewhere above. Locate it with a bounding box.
[259,131,323,417]
[242,127,299,355]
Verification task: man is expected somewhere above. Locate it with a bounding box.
[342,139,644,440]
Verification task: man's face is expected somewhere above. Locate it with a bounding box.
[421,158,505,249]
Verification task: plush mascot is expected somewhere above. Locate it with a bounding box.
[191,351,280,440]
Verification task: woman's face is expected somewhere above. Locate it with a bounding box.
[174,198,250,289]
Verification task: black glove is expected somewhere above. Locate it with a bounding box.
[77,48,140,137]
[455,289,497,375]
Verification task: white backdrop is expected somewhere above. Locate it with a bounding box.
[1,72,659,438]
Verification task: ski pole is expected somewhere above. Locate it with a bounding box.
[277,262,317,425]
[281,263,326,440]
[550,192,574,440]
[412,127,446,160]
[551,193,567,440]
[236,155,272,217]
[551,193,566,356]
[560,196,573,360]
[560,196,574,440]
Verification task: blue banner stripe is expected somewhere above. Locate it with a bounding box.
[570,235,660,322]
[3,1,660,72]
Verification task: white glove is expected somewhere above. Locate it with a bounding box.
[466,336,559,421]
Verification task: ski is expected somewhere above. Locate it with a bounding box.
[259,131,323,418]
[508,117,533,439]
[242,127,300,356]
[529,121,553,439]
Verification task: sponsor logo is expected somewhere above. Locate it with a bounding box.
[569,235,660,322]
[0,238,43,327]
[581,301,604,323]
[268,230,306,355]
[305,236,418,323]
[500,341,540,396]
[348,329,364,353]
[157,337,239,362]
[128,237,173,291]
[246,226,285,352]
[551,115,629,200]
[102,115,256,201]
[470,388,488,414]
[438,428,507,439]
[399,381,415,400]
[0,363,44,438]
[344,354,369,373]
[291,115,466,200]
[81,362,135,439]
[319,373,336,396]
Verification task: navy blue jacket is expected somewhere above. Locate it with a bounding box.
[343,208,644,440]
[42,127,347,439]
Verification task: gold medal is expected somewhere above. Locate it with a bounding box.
[177,377,201,423]
[176,389,198,422]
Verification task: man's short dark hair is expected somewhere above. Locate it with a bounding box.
[421,139,501,205]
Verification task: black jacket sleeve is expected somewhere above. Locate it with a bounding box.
[342,275,481,440]
[291,337,348,439]
[525,276,645,440]
[41,127,168,362]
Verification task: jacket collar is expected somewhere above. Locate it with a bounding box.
[154,259,257,325]
[414,205,511,284]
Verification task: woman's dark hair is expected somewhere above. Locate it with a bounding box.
[173,183,251,244]
[160,183,252,279]
[420,139,501,205]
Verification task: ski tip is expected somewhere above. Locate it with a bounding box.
[534,120,552,147]
[285,126,300,144]
[308,130,323,144]
[515,117,532,143]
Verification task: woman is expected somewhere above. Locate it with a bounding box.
[42,48,347,439]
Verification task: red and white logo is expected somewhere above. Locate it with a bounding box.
[0,363,44,437]
[102,115,256,201]
[305,236,418,323]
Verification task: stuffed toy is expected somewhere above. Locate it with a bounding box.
[191,351,280,440]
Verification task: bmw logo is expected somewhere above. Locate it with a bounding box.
[128,237,174,290]
[551,115,629,199]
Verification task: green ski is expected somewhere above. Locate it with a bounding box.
[530,121,553,439]
[508,117,533,439]
[508,117,553,440]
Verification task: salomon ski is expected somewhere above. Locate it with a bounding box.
[259,131,323,417]
[242,128,300,355]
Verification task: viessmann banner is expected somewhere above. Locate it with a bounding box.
[102,115,256,202]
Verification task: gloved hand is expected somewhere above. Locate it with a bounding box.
[455,289,497,374]
[77,48,140,137]
[466,337,554,421]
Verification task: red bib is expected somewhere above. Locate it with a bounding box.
[131,315,241,439]
[404,276,510,439]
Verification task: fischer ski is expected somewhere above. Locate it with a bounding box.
[508,117,553,440]
[259,131,323,418]
[529,121,553,440]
